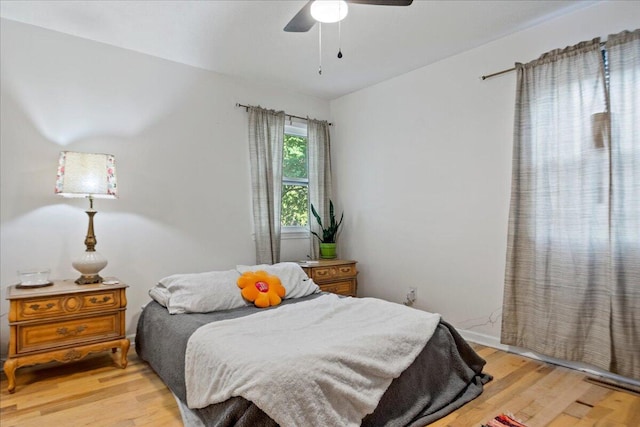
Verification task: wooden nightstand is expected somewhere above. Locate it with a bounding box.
[3,278,129,393]
[299,259,358,297]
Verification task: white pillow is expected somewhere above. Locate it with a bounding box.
[155,269,247,314]
[236,262,319,299]
[149,285,171,307]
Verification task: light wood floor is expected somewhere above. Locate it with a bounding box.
[1,344,639,427]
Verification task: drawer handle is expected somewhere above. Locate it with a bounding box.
[29,303,55,311]
[316,270,328,276]
[89,296,112,304]
[339,267,352,273]
[57,325,88,337]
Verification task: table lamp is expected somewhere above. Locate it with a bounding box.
[55,151,118,284]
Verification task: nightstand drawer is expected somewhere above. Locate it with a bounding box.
[81,290,121,311]
[16,313,123,354]
[311,264,356,282]
[319,281,355,296]
[17,297,65,319]
[16,290,121,321]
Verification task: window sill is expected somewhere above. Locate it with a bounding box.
[281,228,310,240]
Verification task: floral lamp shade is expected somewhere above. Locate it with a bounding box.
[55,151,117,199]
[55,151,118,284]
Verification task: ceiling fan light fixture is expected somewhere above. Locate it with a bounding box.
[310,0,349,24]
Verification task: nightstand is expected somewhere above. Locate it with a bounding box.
[299,259,358,297]
[3,278,129,393]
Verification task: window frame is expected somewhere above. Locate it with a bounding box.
[282,121,310,239]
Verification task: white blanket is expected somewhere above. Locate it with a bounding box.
[185,294,441,427]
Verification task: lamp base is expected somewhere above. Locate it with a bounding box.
[75,274,104,285]
[72,250,108,285]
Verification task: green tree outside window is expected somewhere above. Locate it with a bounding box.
[282,134,309,227]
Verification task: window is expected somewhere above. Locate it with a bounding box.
[530,48,616,248]
[281,121,309,234]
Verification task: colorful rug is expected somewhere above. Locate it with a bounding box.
[482,413,528,427]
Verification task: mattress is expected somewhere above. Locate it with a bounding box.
[136,294,491,426]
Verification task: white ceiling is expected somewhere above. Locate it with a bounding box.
[0,0,596,100]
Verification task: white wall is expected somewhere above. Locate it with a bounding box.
[0,19,328,355]
[330,1,640,343]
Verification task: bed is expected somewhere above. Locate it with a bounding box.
[135,263,491,427]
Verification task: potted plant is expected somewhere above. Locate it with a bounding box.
[310,200,344,259]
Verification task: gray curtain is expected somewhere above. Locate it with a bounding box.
[248,106,285,264]
[502,31,640,379]
[606,29,640,379]
[307,119,333,259]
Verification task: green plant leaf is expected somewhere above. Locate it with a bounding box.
[310,203,323,229]
[309,200,343,243]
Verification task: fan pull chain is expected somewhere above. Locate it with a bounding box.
[318,23,322,75]
[337,3,343,59]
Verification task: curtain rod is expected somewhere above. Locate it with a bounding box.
[236,103,332,126]
[481,67,516,80]
[481,40,608,80]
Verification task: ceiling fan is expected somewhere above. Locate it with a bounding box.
[284,0,413,33]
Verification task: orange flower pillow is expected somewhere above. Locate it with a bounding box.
[237,270,286,308]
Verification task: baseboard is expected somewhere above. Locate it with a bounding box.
[127,333,136,349]
[458,329,506,350]
[458,328,640,388]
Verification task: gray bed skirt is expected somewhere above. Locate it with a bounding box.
[136,296,491,427]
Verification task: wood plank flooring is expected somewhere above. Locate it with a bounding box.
[1,344,638,426]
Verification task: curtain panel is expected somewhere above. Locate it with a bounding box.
[502,30,640,379]
[307,119,333,259]
[248,106,285,264]
[605,29,640,379]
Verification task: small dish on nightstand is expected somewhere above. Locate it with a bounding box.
[16,282,54,289]
[17,268,53,288]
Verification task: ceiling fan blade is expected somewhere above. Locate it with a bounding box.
[284,1,316,32]
[283,0,413,33]
[346,0,413,5]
